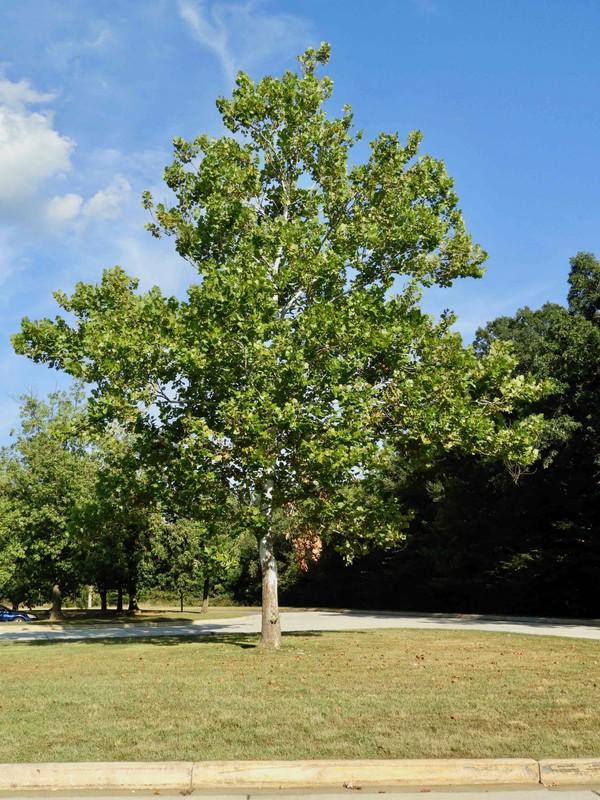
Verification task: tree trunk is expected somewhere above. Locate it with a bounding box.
[87,586,94,609]
[11,601,19,612]
[99,589,108,612]
[180,592,184,613]
[128,582,140,614]
[128,595,140,613]
[259,530,281,649]
[49,584,64,621]
[116,587,123,613]
[201,575,210,613]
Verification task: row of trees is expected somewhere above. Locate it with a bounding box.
[7,45,584,645]
[0,393,232,618]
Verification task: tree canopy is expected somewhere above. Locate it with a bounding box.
[13,45,544,646]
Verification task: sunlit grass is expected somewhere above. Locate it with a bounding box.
[4,629,599,762]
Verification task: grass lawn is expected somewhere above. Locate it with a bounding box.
[4,629,599,762]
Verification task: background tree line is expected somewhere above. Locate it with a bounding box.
[269,252,599,618]
[2,252,597,619]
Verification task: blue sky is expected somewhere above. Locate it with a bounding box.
[1,0,599,443]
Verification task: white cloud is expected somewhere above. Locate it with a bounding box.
[0,76,135,233]
[79,175,132,227]
[41,175,132,232]
[0,75,125,240]
[0,98,73,203]
[0,77,56,111]
[45,192,83,224]
[178,0,313,84]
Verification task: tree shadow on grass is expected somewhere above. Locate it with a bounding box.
[14,630,323,649]
[29,610,258,626]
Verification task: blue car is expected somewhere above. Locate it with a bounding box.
[0,603,37,622]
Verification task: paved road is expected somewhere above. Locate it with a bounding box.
[1,609,600,643]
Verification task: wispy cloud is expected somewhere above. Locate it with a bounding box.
[177,0,313,84]
[407,0,438,15]
[84,26,115,51]
[0,230,17,288]
[46,20,117,70]
[114,233,191,297]
[178,0,236,82]
[422,279,558,343]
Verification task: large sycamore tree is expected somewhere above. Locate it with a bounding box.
[14,45,543,647]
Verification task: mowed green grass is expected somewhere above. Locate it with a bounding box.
[4,629,599,762]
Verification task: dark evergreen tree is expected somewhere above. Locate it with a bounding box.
[401,253,600,616]
[279,253,599,617]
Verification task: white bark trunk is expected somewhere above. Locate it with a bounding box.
[49,583,63,621]
[259,529,281,649]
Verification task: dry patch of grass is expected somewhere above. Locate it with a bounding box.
[3,629,599,762]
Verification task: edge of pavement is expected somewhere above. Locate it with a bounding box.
[0,758,599,792]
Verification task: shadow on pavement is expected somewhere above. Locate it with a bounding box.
[322,609,600,629]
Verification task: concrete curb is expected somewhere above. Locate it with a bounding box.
[539,758,600,785]
[0,761,193,792]
[0,758,599,792]
[189,758,539,788]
